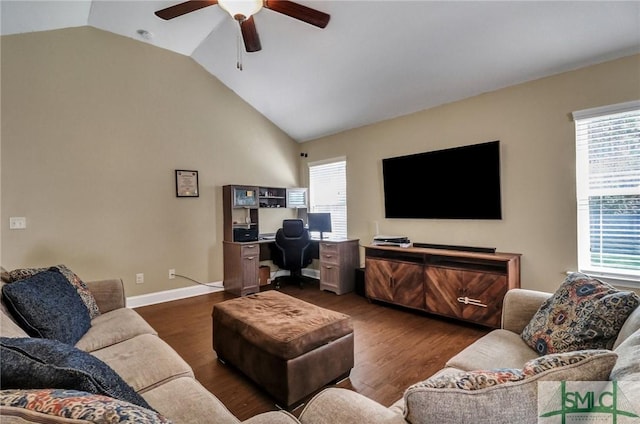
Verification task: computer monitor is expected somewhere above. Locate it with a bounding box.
[307,213,332,239]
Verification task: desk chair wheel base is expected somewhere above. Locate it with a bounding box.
[273,272,307,289]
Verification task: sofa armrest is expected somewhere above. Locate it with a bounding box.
[85,279,126,314]
[298,388,406,424]
[501,288,551,333]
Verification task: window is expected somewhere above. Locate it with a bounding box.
[308,158,347,239]
[573,100,640,287]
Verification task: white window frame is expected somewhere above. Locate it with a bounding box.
[308,157,347,239]
[572,100,640,288]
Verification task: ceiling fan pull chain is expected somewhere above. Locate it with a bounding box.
[236,25,243,71]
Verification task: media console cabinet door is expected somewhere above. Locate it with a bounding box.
[365,257,424,310]
[425,266,507,328]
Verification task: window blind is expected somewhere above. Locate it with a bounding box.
[308,159,347,239]
[573,101,640,284]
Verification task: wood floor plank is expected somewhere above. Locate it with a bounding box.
[135,280,488,420]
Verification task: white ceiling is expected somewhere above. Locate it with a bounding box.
[2,1,639,142]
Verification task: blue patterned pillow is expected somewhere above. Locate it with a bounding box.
[0,389,171,423]
[0,337,152,410]
[521,273,640,354]
[1,268,91,344]
[8,264,100,319]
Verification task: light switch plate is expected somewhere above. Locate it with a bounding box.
[9,217,26,229]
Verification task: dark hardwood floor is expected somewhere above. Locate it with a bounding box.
[135,280,489,421]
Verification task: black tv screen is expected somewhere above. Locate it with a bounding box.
[382,140,502,219]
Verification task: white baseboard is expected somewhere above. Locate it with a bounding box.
[126,281,224,308]
[270,269,320,280]
[302,269,320,279]
[127,270,319,309]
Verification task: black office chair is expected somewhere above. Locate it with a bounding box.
[270,219,313,288]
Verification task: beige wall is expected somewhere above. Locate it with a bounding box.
[2,26,638,297]
[301,54,640,293]
[1,27,301,296]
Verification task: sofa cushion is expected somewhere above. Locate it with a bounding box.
[611,329,640,381]
[521,272,640,355]
[0,337,152,410]
[0,389,171,423]
[404,350,617,424]
[1,266,10,283]
[141,376,240,424]
[610,329,640,411]
[0,283,29,338]
[2,269,91,344]
[76,308,157,352]
[615,302,640,349]
[446,329,538,371]
[90,334,194,393]
[8,264,100,319]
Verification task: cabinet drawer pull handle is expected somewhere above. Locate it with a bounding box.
[457,296,487,308]
[246,245,256,248]
[246,256,255,260]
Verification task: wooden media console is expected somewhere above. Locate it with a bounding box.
[364,245,521,328]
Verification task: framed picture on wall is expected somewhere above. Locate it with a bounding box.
[175,170,199,197]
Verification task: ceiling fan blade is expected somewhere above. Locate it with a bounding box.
[240,16,262,52]
[155,0,218,20]
[264,0,330,28]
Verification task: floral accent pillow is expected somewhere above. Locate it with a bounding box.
[414,350,615,391]
[403,350,617,423]
[8,264,100,318]
[0,389,172,423]
[521,272,640,355]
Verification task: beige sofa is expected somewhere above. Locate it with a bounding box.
[297,287,640,424]
[1,277,300,424]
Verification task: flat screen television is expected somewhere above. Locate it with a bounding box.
[382,140,502,219]
[307,212,332,239]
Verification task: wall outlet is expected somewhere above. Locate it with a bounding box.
[169,269,175,280]
[9,217,26,229]
[136,273,144,284]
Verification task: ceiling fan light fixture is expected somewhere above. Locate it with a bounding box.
[218,0,263,21]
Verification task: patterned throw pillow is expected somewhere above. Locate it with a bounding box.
[415,350,615,391]
[8,264,100,318]
[404,350,618,424]
[521,272,640,355]
[0,389,172,423]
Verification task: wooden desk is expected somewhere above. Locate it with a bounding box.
[223,238,360,297]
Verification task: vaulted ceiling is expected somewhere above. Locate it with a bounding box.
[2,1,639,142]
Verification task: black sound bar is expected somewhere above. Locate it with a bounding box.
[412,242,496,254]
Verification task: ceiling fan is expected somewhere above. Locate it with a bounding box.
[154,0,331,53]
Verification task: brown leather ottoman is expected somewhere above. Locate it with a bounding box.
[212,290,354,407]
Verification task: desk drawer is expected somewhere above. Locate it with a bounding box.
[319,243,341,265]
[241,244,260,258]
